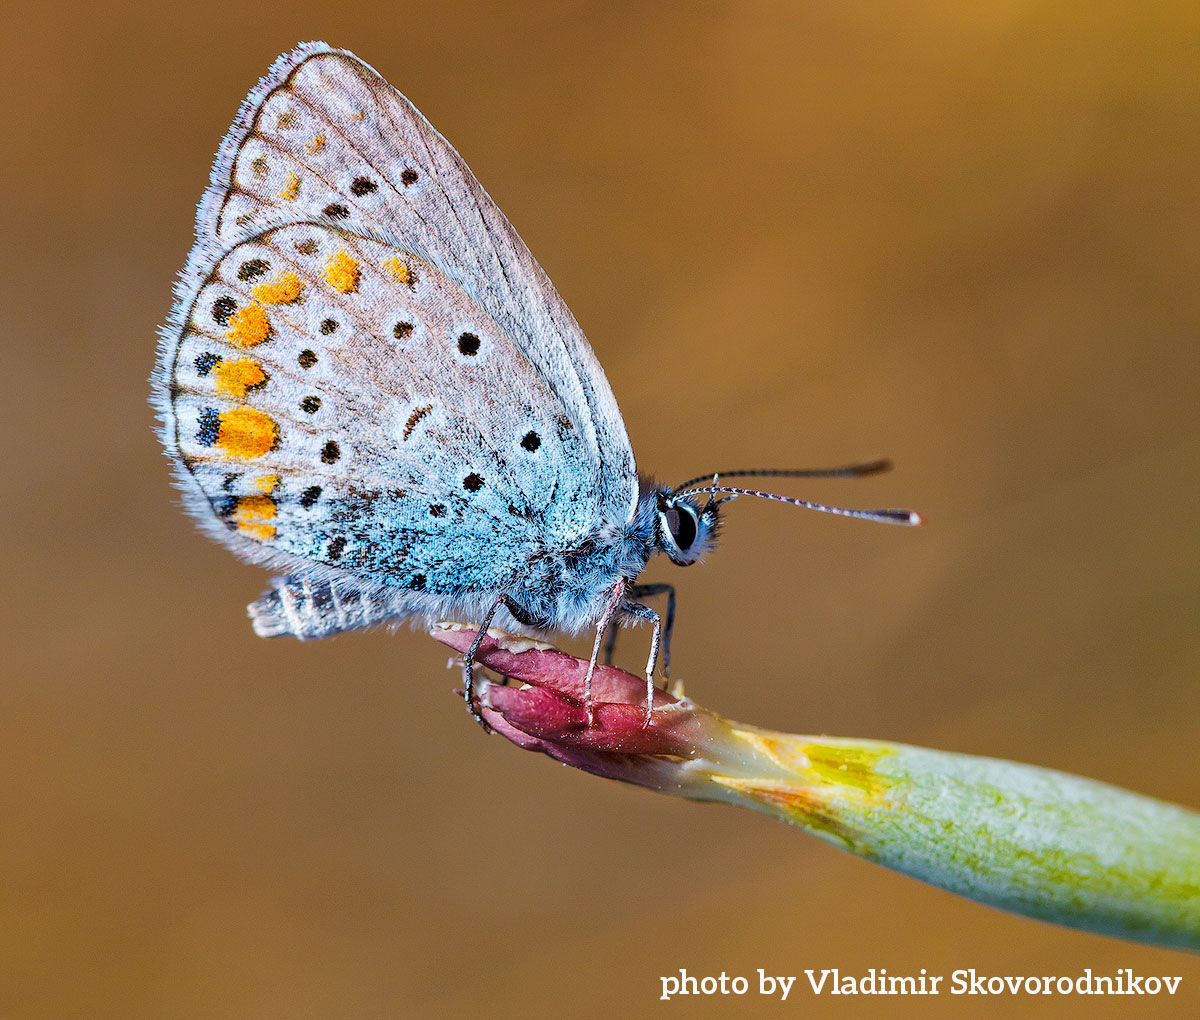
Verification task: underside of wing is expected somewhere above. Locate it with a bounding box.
[172,42,636,524]
[159,222,594,596]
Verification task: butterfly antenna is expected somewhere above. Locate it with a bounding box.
[674,484,923,526]
[673,459,892,493]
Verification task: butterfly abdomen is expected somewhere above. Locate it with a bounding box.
[249,574,396,638]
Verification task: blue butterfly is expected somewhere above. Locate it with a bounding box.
[153,43,919,725]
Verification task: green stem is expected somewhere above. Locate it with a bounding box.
[699,731,1200,951]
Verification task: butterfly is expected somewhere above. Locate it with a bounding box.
[153,43,920,725]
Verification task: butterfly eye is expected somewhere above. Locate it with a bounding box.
[657,498,703,566]
[666,504,698,552]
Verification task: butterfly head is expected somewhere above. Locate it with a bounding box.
[653,487,722,567]
[643,461,922,570]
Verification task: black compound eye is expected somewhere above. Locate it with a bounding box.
[666,504,698,551]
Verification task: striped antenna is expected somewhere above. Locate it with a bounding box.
[674,482,923,527]
[673,459,892,493]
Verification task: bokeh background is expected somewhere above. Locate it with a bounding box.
[4,2,1199,1017]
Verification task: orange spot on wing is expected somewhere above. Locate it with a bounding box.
[235,493,277,540]
[382,256,416,288]
[324,251,361,293]
[252,271,303,304]
[306,133,326,154]
[278,172,301,200]
[217,408,279,459]
[255,474,281,493]
[225,304,272,348]
[213,358,268,397]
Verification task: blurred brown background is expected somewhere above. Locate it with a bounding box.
[4,2,1198,1017]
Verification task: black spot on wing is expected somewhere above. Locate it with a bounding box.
[196,408,220,446]
[237,258,270,281]
[211,296,237,325]
[195,352,221,376]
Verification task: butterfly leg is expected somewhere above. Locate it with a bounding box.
[630,584,675,676]
[463,593,541,730]
[583,581,663,726]
[617,599,663,726]
[601,617,619,667]
[583,579,629,723]
[601,583,675,675]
